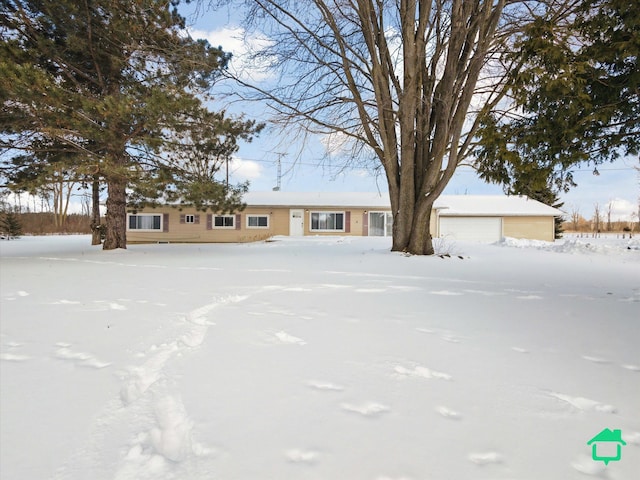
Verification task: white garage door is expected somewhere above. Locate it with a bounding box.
[439,217,502,243]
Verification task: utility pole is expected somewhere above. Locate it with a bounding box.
[225,157,229,191]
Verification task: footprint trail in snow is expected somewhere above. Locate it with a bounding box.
[52,294,248,480]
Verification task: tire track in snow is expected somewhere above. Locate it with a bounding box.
[51,294,248,480]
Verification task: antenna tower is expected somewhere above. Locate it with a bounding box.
[273,153,285,191]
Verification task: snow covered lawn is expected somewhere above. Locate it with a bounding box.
[1,234,639,480]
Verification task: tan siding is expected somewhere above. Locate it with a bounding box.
[127,207,274,243]
[127,205,389,243]
[503,216,554,241]
[239,208,281,241]
[127,207,203,243]
[269,209,290,235]
[429,210,437,235]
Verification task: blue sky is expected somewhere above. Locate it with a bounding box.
[184,4,639,223]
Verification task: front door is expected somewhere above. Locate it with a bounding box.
[289,209,304,236]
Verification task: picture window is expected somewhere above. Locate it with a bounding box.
[128,214,162,231]
[310,212,344,231]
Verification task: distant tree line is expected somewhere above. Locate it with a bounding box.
[564,202,639,233]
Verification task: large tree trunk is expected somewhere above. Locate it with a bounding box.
[390,188,435,255]
[103,148,128,250]
[103,175,127,249]
[408,200,435,255]
[90,176,102,245]
[390,183,410,252]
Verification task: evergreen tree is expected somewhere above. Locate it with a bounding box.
[0,211,23,239]
[474,0,639,192]
[1,0,261,249]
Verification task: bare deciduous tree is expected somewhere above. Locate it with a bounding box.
[592,203,602,235]
[219,0,559,254]
[606,200,613,232]
[570,205,581,231]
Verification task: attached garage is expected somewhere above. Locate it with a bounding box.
[434,195,562,243]
[439,216,502,242]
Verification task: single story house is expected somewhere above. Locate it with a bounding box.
[126,191,563,244]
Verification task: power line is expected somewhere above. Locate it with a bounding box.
[573,167,638,172]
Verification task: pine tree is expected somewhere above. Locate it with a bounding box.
[1,0,261,249]
[474,0,639,193]
[1,211,23,239]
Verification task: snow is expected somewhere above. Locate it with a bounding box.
[243,191,392,208]
[435,194,563,216]
[242,191,563,217]
[1,234,639,480]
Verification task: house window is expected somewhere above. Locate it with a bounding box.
[247,215,269,228]
[128,214,162,231]
[369,212,393,236]
[310,212,344,231]
[213,215,235,228]
[180,214,199,225]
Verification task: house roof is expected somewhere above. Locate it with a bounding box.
[587,429,627,445]
[244,191,392,208]
[243,191,563,217]
[434,195,563,217]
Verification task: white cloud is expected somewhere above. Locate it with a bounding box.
[606,198,638,222]
[228,157,263,182]
[188,26,275,82]
[320,131,352,157]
